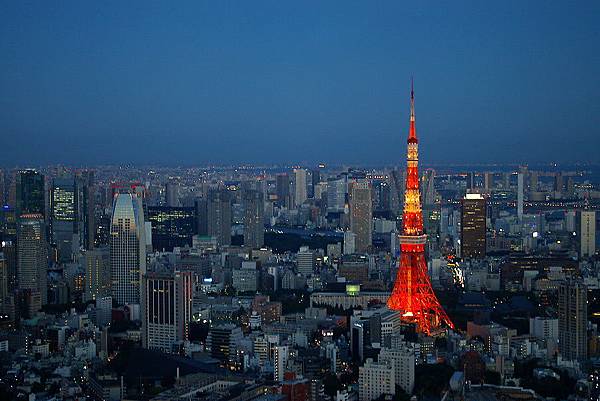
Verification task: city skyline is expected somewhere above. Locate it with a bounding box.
[1,1,600,166]
[3,3,600,401]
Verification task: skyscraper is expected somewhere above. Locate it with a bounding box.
[141,270,192,353]
[50,176,77,262]
[165,181,179,207]
[297,246,316,276]
[558,280,587,361]
[517,172,524,222]
[207,188,232,246]
[484,172,493,190]
[276,173,291,208]
[349,180,372,253]
[17,214,48,306]
[110,193,146,305]
[84,246,110,301]
[327,178,347,212]
[461,194,486,259]
[421,169,436,207]
[294,169,307,207]
[387,83,453,334]
[243,190,264,249]
[15,170,45,218]
[76,170,96,251]
[580,210,596,258]
[147,206,196,251]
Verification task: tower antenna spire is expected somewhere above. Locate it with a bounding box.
[410,77,414,118]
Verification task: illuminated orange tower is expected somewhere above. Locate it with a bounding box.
[387,81,454,334]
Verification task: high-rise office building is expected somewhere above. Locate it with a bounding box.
[15,170,45,218]
[110,193,146,305]
[580,210,596,258]
[206,324,243,369]
[297,246,315,276]
[484,172,493,190]
[517,172,524,222]
[147,206,196,252]
[50,176,77,262]
[207,189,232,246]
[349,181,372,253]
[421,169,436,207]
[466,172,475,190]
[17,214,48,306]
[243,190,264,249]
[461,194,486,259]
[95,296,112,327]
[358,359,395,401]
[84,247,110,301]
[343,231,356,255]
[558,280,587,361]
[294,169,307,207]
[378,345,415,394]
[310,168,321,199]
[141,270,192,353]
[165,181,179,207]
[327,178,347,212]
[276,173,291,208]
[76,170,96,251]
[274,345,289,382]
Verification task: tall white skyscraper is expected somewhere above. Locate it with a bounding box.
[294,169,307,207]
[580,210,596,257]
[110,193,146,305]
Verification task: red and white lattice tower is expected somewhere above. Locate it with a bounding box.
[387,81,454,334]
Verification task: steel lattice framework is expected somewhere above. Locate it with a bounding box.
[387,82,454,335]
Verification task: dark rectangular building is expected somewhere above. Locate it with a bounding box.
[461,194,486,259]
[147,206,196,252]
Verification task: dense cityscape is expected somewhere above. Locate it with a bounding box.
[1,84,600,401]
[2,2,600,401]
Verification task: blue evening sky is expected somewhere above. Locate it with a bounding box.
[1,1,599,166]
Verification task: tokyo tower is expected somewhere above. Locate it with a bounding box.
[387,81,454,334]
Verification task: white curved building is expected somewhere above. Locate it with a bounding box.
[110,193,146,305]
